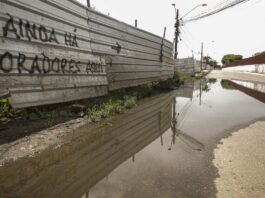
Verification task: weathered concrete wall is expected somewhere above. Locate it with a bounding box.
[0,0,175,108]
[194,60,211,72]
[175,57,210,75]
[175,57,195,75]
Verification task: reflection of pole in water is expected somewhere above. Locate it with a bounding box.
[160,135,164,146]
[191,80,195,101]
[158,111,162,132]
[132,155,135,163]
[200,79,202,106]
[169,94,205,151]
[169,97,177,151]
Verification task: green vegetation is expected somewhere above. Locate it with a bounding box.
[174,71,196,83]
[1,98,76,127]
[86,96,137,122]
[0,99,25,119]
[254,51,265,56]
[203,56,220,68]
[84,72,195,122]
[221,54,243,65]
[0,99,9,116]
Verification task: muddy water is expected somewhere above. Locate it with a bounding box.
[0,80,265,198]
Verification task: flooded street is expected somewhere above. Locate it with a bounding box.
[1,0,265,197]
[88,80,265,198]
[0,79,265,198]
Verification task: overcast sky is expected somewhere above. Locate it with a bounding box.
[77,0,265,63]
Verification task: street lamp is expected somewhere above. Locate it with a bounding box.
[172,3,207,60]
[172,3,177,19]
[180,4,207,20]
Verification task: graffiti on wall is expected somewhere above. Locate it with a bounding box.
[0,13,105,75]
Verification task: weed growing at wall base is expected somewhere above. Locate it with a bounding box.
[1,73,189,123]
[86,96,137,122]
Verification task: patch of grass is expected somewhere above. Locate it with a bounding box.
[0,99,26,119]
[124,96,137,109]
[0,99,10,117]
[174,71,196,83]
[86,96,137,122]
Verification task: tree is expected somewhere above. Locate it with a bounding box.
[254,51,265,56]
[203,56,219,68]
[221,54,243,65]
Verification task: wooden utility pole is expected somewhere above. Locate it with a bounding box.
[160,27,167,62]
[200,42,204,71]
[87,0,90,8]
[174,9,180,59]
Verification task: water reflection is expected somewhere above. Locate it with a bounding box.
[0,84,195,198]
[223,80,265,104]
[232,80,265,94]
[0,79,265,198]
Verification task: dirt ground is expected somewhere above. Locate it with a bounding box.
[213,121,265,198]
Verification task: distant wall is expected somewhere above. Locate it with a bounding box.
[175,58,195,75]
[0,0,175,108]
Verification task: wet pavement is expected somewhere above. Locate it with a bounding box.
[87,80,265,198]
[0,79,265,198]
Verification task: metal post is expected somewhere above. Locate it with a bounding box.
[135,20,138,28]
[160,27,167,62]
[174,9,180,60]
[87,0,90,8]
[200,42,204,71]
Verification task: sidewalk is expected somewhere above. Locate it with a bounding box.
[213,121,265,198]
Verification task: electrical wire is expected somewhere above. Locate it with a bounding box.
[179,36,194,53]
[182,0,252,24]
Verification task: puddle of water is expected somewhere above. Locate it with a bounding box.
[0,80,265,198]
[87,80,265,198]
[232,80,265,93]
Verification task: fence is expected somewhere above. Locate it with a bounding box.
[0,0,175,108]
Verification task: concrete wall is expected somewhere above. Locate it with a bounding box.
[175,57,211,75]
[0,0,175,108]
[175,57,195,75]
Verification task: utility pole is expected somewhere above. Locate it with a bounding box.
[200,42,204,71]
[199,79,202,106]
[174,9,180,60]
[87,0,90,8]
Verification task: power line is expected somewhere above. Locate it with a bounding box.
[179,35,194,54]
[182,0,252,24]
[179,30,193,48]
